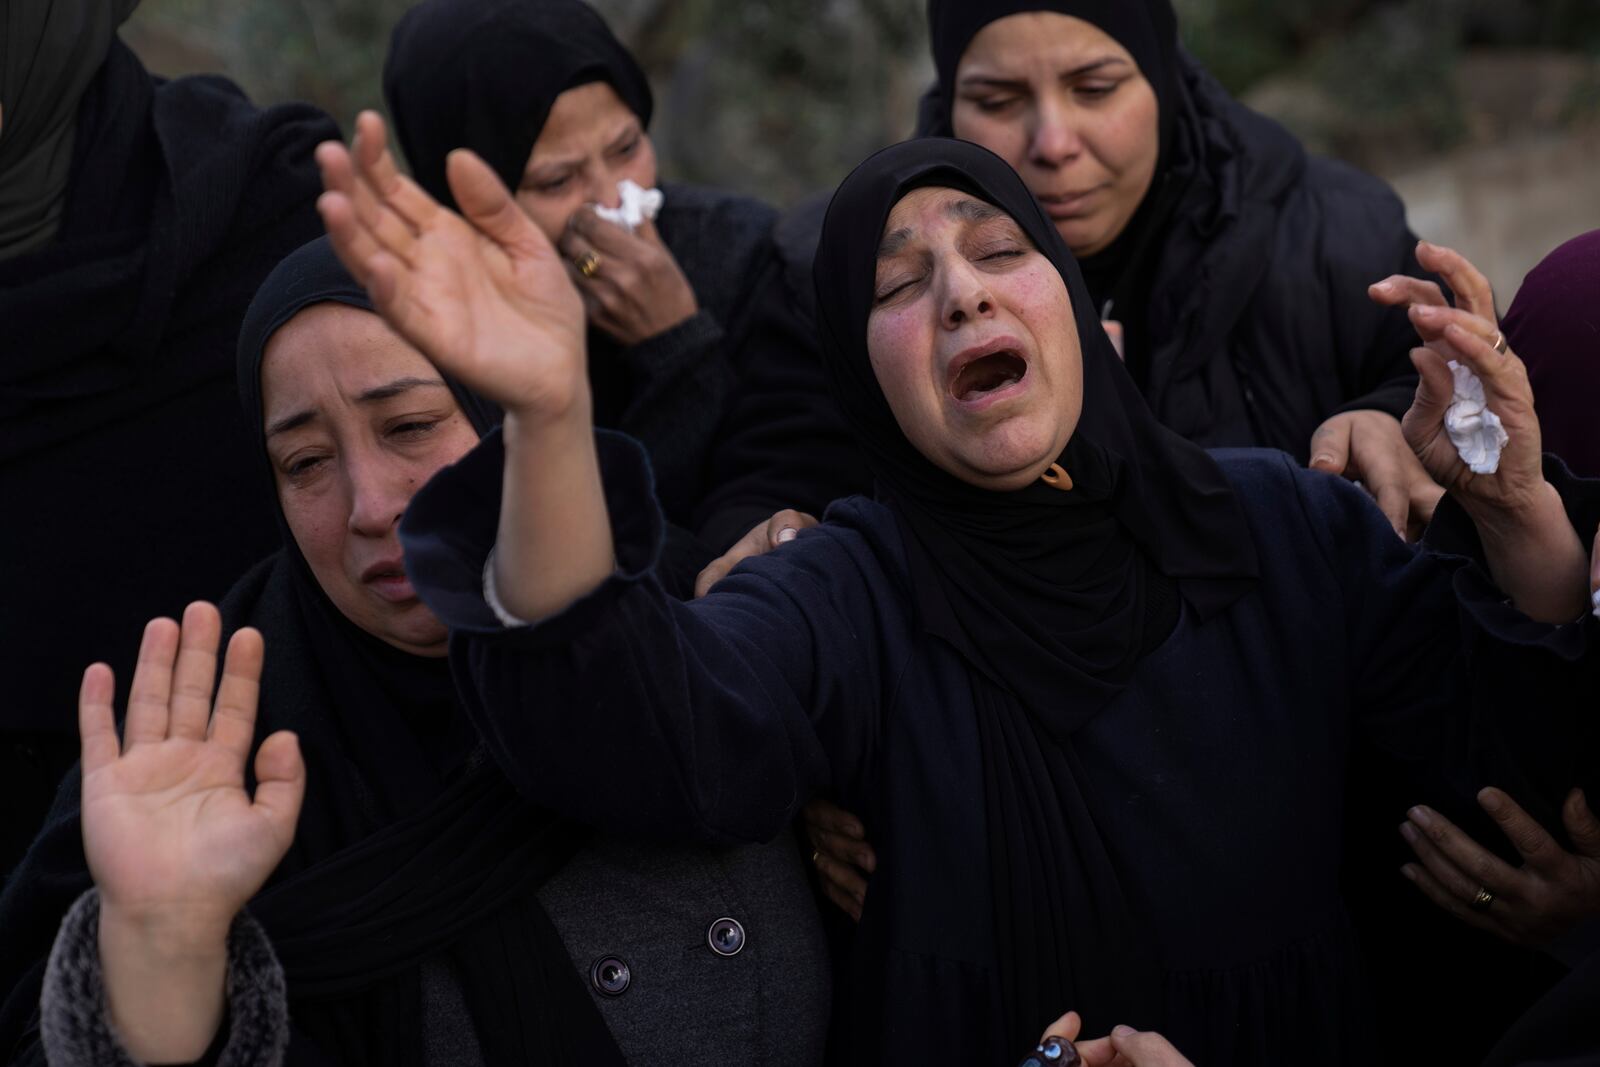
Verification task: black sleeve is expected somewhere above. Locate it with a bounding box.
[1322,184,1435,422]
[690,252,872,555]
[612,310,738,525]
[402,429,894,845]
[1300,456,1599,831]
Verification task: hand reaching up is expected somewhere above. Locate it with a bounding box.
[81,603,303,1062]
[81,602,301,936]
[316,111,588,422]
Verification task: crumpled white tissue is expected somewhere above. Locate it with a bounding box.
[1591,587,1600,621]
[593,179,664,232]
[1444,360,1508,475]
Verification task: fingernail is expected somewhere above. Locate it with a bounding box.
[1311,453,1334,467]
[776,527,798,543]
[1399,822,1418,843]
[1113,1025,1137,1037]
[1371,280,1391,292]
[1401,864,1418,881]
[1408,805,1433,829]
[1479,789,1502,814]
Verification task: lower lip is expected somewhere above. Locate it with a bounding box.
[367,574,418,603]
[1040,190,1099,218]
[950,365,1031,413]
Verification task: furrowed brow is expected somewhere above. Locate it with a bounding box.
[266,409,315,438]
[355,376,448,404]
[877,226,914,260]
[945,198,1006,225]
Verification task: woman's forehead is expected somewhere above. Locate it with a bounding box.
[878,187,1016,256]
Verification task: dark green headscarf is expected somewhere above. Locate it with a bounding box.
[0,0,139,258]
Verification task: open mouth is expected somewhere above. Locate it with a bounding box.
[950,349,1028,402]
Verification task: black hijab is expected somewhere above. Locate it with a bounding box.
[0,239,624,1067]
[919,0,1189,383]
[812,138,1257,1047]
[383,0,653,210]
[0,0,138,258]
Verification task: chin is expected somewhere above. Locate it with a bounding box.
[950,425,1062,490]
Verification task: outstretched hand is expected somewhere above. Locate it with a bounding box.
[1380,240,1587,621]
[316,111,587,420]
[1401,787,1600,947]
[81,602,302,937]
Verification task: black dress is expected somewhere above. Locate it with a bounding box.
[0,42,337,878]
[401,428,1600,1065]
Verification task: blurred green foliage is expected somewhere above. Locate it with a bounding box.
[125,0,1600,203]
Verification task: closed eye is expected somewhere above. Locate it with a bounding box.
[390,419,439,439]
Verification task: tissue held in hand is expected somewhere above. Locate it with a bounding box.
[593,179,664,232]
[1443,360,1509,475]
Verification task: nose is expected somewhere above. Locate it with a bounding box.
[587,166,621,209]
[1028,99,1082,169]
[345,452,411,538]
[938,255,995,330]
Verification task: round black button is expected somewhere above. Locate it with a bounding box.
[590,955,631,996]
[706,917,746,957]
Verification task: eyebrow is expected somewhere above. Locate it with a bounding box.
[958,56,1129,89]
[875,198,1009,260]
[265,376,448,438]
[527,121,641,177]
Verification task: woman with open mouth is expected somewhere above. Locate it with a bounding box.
[305,121,1600,1064]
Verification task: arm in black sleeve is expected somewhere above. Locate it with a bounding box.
[402,428,894,845]
[1319,173,1435,422]
[690,251,872,554]
[1300,456,1599,830]
[613,310,738,524]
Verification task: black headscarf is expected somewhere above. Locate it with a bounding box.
[811,137,1257,1046]
[0,239,624,1067]
[918,0,1188,384]
[0,0,138,258]
[383,0,653,210]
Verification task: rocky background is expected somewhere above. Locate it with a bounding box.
[125,0,1600,302]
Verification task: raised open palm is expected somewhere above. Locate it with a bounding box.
[80,602,303,934]
[316,111,587,420]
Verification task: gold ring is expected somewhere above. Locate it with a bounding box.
[810,849,821,866]
[1490,330,1507,355]
[1469,885,1496,911]
[576,250,602,279]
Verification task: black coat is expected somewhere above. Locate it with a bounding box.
[1134,57,1427,456]
[0,43,337,876]
[401,429,1599,1065]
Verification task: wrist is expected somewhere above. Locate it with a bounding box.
[1461,480,1566,546]
[99,897,233,965]
[503,385,592,443]
[99,900,230,1062]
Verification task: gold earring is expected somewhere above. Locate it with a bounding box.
[1040,462,1073,491]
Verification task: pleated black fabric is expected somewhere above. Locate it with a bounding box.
[0,240,624,1067]
[383,0,653,210]
[810,137,1258,1048]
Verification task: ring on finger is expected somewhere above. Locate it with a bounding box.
[810,848,822,866]
[1489,329,1507,355]
[1469,885,1496,911]
[575,250,602,279]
